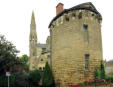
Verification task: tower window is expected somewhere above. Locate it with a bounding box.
[78,12,82,19]
[83,24,88,30]
[65,17,69,22]
[92,14,94,16]
[72,13,76,17]
[83,24,89,42]
[85,54,89,70]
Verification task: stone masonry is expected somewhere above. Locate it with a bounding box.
[49,2,103,87]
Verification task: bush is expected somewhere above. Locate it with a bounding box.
[28,70,41,86]
[0,74,15,87]
[14,71,28,87]
[42,62,54,87]
[100,61,105,79]
[106,75,113,83]
[95,68,100,79]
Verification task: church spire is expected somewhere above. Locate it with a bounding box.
[31,11,36,25]
[29,11,38,70]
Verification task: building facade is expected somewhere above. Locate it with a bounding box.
[29,2,103,87]
[49,2,102,87]
[29,12,50,70]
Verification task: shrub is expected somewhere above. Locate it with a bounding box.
[28,70,41,86]
[95,68,100,79]
[100,61,105,79]
[0,74,15,87]
[14,71,28,87]
[106,75,113,83]
[42,62,54,87]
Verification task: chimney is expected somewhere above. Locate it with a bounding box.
[56,3,64,15]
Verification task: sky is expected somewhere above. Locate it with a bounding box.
[0,0,113,61]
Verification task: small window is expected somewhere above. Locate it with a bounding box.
[72,13,76,17]
[83,24,89,42]
[85,54,89,70]
[92,14,94,16]
[65,17,69,22]
[78,12,82,19]
[39,67,42,70]
[41,59,43,61]
[43,67,45,70]
[83,24,88,30]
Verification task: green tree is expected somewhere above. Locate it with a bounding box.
[0,35,20,75]
[14,71,28,87]
[42,62,54,87]
[20,54,28,64]
[100,60,106,79]
[19,54,29,72]
[95,68,100,79]
[28,70,41,86]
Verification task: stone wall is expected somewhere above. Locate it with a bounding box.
[50,9,102,87]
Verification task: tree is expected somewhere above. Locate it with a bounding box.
[19,54,29,72]
[100,60,105,79]
[14,71,28,87]
[20,54,28,64]
[95,68,100,79]
[0,35,20,75]
[42,62,54,87]
[28,70,41,86]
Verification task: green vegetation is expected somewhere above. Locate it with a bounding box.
[95,68,100,79]
[28,70,41,86]
[100,60,105,79]
[14,71,28,87]
[0,74,15,87]
[42,62,54,87]
[19,54,29,72]
[0,35,20,75]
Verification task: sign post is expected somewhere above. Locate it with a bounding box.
[6,69,10,87]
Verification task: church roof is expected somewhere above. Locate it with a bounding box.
[37,43,47,48]
[49,2,102,28]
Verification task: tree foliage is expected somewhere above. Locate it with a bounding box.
[28,70,41,86]
[95,68,100,79]
[19,54,29,72]
[42,62,54,87]
[0,35,20,75]
[100,60,105,79]
[14,71,28,87]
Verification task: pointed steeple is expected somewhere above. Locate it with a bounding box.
[31,11,36,25]
[29,11,38,70]
[30,11,37,42]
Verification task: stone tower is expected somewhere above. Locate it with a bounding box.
[29,12,38,70]
[49,2,102,87]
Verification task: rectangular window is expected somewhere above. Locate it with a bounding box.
[83,24,89,42]
[85,54,89,70]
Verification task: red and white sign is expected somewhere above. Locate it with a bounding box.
[6,69,11,76]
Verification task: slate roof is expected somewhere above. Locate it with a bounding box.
[49,2,102,28]
[37,43,47,48]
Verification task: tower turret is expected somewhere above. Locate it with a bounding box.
[29,12,38,70]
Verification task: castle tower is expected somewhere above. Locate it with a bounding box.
[49,2,102,87]
[29,12,38,70]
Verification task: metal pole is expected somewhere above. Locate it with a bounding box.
[8,76,9,87]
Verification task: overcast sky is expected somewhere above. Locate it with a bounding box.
[0,0,113,61]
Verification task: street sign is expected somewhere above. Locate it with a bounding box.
[6,72,10,76]
[6,69,11,76]
[6,69,10,87]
